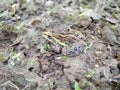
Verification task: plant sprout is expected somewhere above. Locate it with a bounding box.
[61,56,68,61]
[86,70,95,78]
[74,81,82,90]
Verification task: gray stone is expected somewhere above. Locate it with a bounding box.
[102,26,118,44]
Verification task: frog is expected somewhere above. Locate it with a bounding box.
[42,30,86,57]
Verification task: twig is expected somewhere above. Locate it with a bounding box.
[46,80,52,90]
[22,84,30,90]
[2,80,20,90]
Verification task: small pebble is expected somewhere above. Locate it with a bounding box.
[45,0,54,8]
[95,64,99,68]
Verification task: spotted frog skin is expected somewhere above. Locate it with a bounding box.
[62,41,86,57]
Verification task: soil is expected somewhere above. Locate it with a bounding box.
[0,0,120,90]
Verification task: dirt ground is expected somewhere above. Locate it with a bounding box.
[0,0,120,90]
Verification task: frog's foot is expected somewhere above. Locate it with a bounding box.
[50,43,62,54]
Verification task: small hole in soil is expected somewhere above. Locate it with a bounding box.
[21,7,26,11]
[75,79,79,82]
[114,55,118,59]
[68,1,73,6]
[24,52,27,57]
[28,67,34,72]
[2,57,9,65]
[117,63,120,71]
[100,72,104,78]
[2,60,8,65]
[36,49,41,53]
[52,81,58,89]
[106,57,108,59]
[11,14,15,17]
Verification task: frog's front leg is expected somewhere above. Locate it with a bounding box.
[50,43,62,54]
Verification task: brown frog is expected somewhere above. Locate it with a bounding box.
[43,30,86,57]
